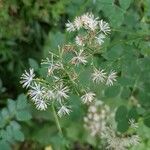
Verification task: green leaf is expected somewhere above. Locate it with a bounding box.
[0,116,6,128]
[28,58,39,71]
[144,113,150,128]
[118,76,135,87]
[119,0,132,10]
[0,130,9,142]
[1,108,10,120]
[7,99,16,116]
[120,87,131,99]
[5,125,13,142]
[115,105,128,122]
[16,94,27,110]
[128,107,138,120]
[104,85,120,98]
[12,129,24,142]
[137,91,150,107]
[10,121,21,130]
[0,141,11,150]
[103,45,124,61]
[16,110,32,121]
[117,118,129,133]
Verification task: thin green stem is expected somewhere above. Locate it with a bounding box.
[52,103,63,136]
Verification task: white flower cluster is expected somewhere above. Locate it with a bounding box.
[91,68,117,86]
[20,68,71,117]
[66,12,111,48]
[84,100,110,136]
[103,126,140,150]
[20,13,117,118]
[66,13,110,34]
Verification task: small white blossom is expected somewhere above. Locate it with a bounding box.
[66,21,76,32]
[129,119,138,129]
[129,135,140,145]
[81,92,96,104]
[20,68,35,88]
[28,82,45,102]
[55,83,69,103]
[96,33,106,45]
[91,68,106,84]
[35,99,48,111]
[58,105,71,117]
[99,20,111,35]
[106,71,117,86]
[75,35,84,46]
[74,16,83,30]
[71,49,87,66]
[81,13,98,31]
[45,90,54,100]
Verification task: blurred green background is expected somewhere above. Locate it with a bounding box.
[0,0,150,150]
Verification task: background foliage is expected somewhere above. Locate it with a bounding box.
[0,0,150,149]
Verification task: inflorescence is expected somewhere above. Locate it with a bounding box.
[20,12,117,117]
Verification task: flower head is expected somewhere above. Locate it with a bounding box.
[99,20,111,35]
[35,99,48,111]
[106,71,117,86]
[45,90,54,100]
[58,105,72,117]
[20,68,35,88]
[129,119,138,129]
[55,83,69,103]
[81,13,98,31]
[74,16,83,30]
[28,82,45,102]
[66,21,76,32]
[71,49,87,66]
[91,68,106,84]
[81,92,96,104]
[96,33,106,45]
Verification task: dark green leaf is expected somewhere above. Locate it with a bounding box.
[115,105,128,121]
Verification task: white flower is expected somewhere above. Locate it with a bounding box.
[96,33,106,45]
[58,105,71,117]
[102,126,140,150]
[81,13,98,31]
[91,68,106,84]
[55,83,69,103]
[106,71,117,86]
[45,90,54,100]
[71,49,87,66]
[129,119,138,129]
[74,16,83,30]
[129,135,140,145]
[99,20,111,35]
[75,35,84,46]
[28,82,45,102]
[66,21,76,32]
[20,68,35,88]
[35,99,48,111]
[81,92,96,104]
